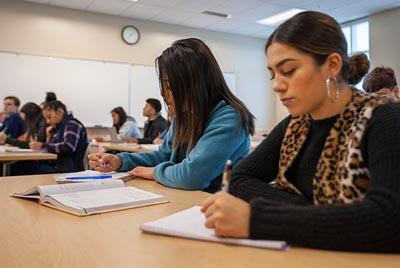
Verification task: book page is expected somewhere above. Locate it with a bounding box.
[140,206,288,250]
[44,186,166,215]
[37,180,124,202]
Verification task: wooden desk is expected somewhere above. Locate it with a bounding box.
[90,142,158,153]
[0,151,57,176]
[1,175,399,267]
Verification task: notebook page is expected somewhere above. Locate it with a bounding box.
[141,206,288,250]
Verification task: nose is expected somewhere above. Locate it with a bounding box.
[272,75,287,94]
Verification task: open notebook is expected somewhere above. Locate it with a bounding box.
[54,170,133,183]
[140,206,288,250]
[11,180,168,216]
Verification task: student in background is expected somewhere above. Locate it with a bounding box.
[363,66,399,97]
[202,11,400,252]
[0,102,46,148]
[125,99,167,144]
[111,106,142,140]
[89,38,255,193]
[12,100,88,175]
[0,96,24,138]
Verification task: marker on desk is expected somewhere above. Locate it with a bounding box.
[221,160,232,192]
[65,175,113,180]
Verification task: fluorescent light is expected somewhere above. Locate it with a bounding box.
[128,0,138,2]
[256,8,304,26]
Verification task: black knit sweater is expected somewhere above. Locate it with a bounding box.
[229,103,400,252]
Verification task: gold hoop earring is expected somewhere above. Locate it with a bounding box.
[326,77,340,102]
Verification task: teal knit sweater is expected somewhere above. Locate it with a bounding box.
[117,101,250,191]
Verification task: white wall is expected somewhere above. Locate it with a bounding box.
[0,0,275,130]
[369,8,400,80]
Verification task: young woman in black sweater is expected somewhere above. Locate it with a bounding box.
[202,11,400,252]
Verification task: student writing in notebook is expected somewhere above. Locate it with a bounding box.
[89,38,255,193]
[201,11,400,252]
[11,100,88,175]
[0,102,46,148]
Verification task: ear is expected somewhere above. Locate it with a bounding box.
[324,53,343,78]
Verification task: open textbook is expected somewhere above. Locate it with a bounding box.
[140,206,288,250]
[54,170,133,183]
[11,180,168,216]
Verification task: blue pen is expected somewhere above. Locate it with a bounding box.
[65,175,113,180]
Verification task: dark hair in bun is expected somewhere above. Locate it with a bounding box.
[348,53,370,85]
[265,11,370,85]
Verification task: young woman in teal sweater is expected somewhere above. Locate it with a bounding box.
[89,38,254,193]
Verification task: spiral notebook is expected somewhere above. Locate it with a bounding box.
[140,206,288,250]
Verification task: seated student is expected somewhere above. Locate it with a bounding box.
[0,96,24,138]
[125,99,167,144]
[12,100,88,175]
[111,107,142,140]
[202,11,400,252]
[363,66,399,97]
[89,38,255,193]
[0,102,46,148]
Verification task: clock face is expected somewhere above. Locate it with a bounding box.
[122,25,140,45]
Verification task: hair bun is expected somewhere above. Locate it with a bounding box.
[348,53,370,85]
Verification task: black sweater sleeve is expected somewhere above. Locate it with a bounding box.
[230,104,400,252]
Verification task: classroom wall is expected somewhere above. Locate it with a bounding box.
[0,0,275,131]
[369,7,400,80]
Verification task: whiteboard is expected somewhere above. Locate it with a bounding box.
[0,52,130,126]
[0,51,235,127]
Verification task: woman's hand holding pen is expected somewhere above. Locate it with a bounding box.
[201,192,251,238]
[88,153,122,172]
[45,126,55,142]
[29,140,43,149]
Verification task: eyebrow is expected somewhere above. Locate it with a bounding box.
[267,58,297,70]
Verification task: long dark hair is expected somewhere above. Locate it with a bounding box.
[156,38,255,150]
[20,102,43,139]
[266,11,369,85]
[111,106,127,133]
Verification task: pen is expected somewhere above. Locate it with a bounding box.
[98,143,105,154]
[64,175,113,180]
[221,159,232,192]
[98,143,106,168]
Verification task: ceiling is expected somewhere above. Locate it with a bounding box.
[20,0,400,39]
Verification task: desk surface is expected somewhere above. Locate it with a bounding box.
[0,151,57,161]
[1,175,399,267]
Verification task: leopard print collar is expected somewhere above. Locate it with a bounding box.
[275,90,399,204]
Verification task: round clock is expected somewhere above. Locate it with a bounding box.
[121,25,140,45]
